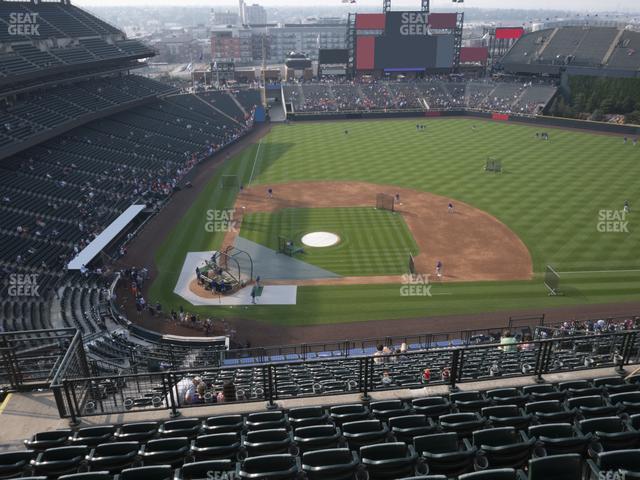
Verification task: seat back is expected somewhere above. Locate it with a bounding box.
[180,460,235,479]
[390,415,428,429]
[119,465,172,480]
[58,473,112,480]
[567,395,604,408]
[482,405,520,418]
[413,432,459,454]
[361,442,408,461]
[528,454,582,480]
[524,400,560,414]
[288,406,325,422]
[94,441,139,456]
[458,468,517,480]
[579,417,623,434]
[146,437,189,452]
[301,448,354,467]
[240,453,298,475]
[246,428,288,443]
[294,425,337,440]
[41,446,89,461]
[598,449,640,471]
[528,423,574,439]
[473,427,519,448]
[342,419,383,435]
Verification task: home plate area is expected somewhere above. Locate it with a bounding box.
[174,251,298,306]
[173,240,340,306]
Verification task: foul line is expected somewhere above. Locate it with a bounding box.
[0,393,12,415]
[247,139,263,186]
[557,269,640,274]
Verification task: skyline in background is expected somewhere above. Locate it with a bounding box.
[73,0,640,13]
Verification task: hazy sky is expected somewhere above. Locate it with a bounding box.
[73,0,640,13]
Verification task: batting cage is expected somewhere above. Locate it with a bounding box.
[376,193,395,212]
[196,246,254,296]
[544,265,561,296]
[485,158,502,173]
[220,175,240,189]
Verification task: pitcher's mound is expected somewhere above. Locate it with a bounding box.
[302,231,340,248]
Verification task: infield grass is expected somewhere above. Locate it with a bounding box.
[240,207,418,276]
[148,118,640,325]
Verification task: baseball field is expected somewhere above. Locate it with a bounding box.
[146,118,640,327]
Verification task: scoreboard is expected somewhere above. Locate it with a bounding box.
[355,12,458,72]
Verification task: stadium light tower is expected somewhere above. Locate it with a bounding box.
[384,0,430,12]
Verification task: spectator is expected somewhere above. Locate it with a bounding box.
[184,376,202,404]
[381,370,392,386]
[223,380,237,402]
[519,333,534,351]
[500,330,517,352]
[373,345,385,365]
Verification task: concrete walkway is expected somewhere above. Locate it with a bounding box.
[1,364,636,452]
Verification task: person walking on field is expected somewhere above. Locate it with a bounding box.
[436,260,443,279]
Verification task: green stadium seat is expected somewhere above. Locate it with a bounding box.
[191,432,241,461]
[527,454,582,480]
[301,448,360,480]
[360,442,418,480]
[86,442,138,473]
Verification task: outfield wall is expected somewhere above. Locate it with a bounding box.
[288,109,640,135]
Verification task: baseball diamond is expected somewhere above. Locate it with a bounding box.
[116,117,640,341]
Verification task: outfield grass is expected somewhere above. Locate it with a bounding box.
[240,207,418,276]
[148,119,640,325]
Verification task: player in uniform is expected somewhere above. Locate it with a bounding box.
[436,260,443,278]
[448,202,454,214]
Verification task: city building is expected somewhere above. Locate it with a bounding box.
[211,21,347,65]
[245,3,267,25]
[211,9,240,26]
[211,26,253,64]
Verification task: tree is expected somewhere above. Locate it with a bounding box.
[590,109,604,122]
[573,92,586,112]
[625,110,640,125]
[622,96,636,114]
[600,97,615,114]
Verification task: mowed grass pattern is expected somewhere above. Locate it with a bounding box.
[148,119,640,326]
[253,119,640,272]
[240,207,419,276]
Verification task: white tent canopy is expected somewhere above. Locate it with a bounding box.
[67,204,146,270]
